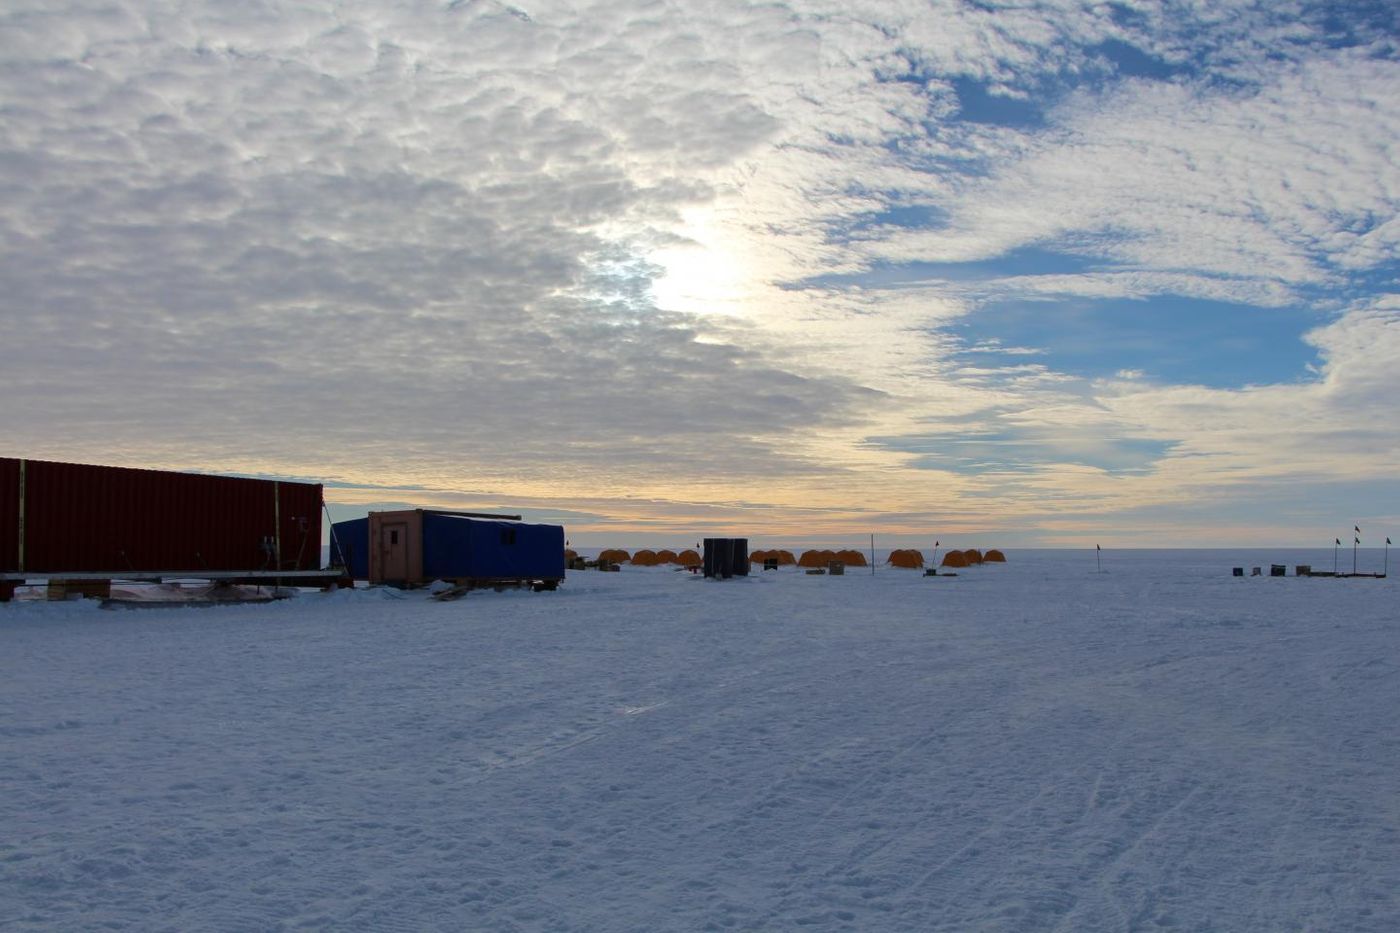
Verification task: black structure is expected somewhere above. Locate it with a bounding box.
[703,538,750,579]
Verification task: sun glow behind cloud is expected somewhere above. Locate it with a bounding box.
[648,207,760,319]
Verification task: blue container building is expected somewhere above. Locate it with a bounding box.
[329,516,369,579]
[341,509,564,589]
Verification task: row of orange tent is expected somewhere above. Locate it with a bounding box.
[633,548,702,567]
[882,549,1007,568]
[569,546,1005,568]
[792,549,870,568]
[570,548,702,567]
[940,548,1007,567]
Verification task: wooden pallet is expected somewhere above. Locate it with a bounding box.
[431,578,562,600]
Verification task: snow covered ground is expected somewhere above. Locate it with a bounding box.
[2,549,1397,931]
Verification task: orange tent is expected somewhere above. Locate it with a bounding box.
[887,549,925,569]
[752,549,797,566]
[564,549,578,561]
[941,550,969,568]
[835,549,868,567]
[964,549,984,565]
[655,549,679,564]
[798,549,837,568]
[676,549,701,567]
[598,548,630,564]
[984,549,1007,562]
[630,549,661,566]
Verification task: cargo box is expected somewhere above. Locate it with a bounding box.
[703,538,750,579]
[1,457,322,575]
[366,509,564,588]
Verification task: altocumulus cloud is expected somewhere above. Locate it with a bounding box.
[0,0,881,488]
[1,0,1397,541]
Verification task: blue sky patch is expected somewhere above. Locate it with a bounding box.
[846,203,948,233]
[948,295,1330,389]
[951,77,1046,128]
[1333,258,1400,300]
[1089,39,1190,81]
[868,430,1175,475]
[914,247,1100,280]
[1311,0,1399,50]
[796,247,1098,290]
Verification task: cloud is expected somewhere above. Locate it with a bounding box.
[868,50,1399,285]
[0,0,889,488]
[1,0,1395,541]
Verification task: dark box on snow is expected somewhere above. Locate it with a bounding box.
[703,538,749,579]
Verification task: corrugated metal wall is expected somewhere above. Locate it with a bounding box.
[330,517,369,579]
[422,514,564,582]
[276,481,322,572]
[0,459,18,571]
[0,457,322,574]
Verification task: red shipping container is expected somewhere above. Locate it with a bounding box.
[0,458,322,574]
[0,458,18,572]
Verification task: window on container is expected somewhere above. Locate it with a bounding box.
[390,530,399,545]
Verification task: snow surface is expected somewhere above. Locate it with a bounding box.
[2,549,1397,931]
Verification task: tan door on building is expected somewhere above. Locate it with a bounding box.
[381,522,409,581]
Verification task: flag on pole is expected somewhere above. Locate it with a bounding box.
[1355,525,1361,533]
[1335,538,1341,545]
[1096,544,1101,551]
[1355,537,1360,544]
[1388,537,1392,545]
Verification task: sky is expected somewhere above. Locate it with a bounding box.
[1,0,1397,547]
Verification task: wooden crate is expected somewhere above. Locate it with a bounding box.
[47,579,111,600]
